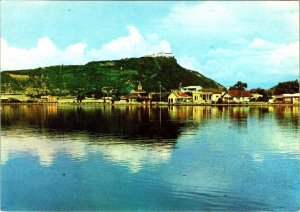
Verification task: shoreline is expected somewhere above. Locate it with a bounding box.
[0,102,298,107]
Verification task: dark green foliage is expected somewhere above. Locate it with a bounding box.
[230,81,248,90]
[1,57,223,96]
[270,80,299,95]
[250,88,270,102]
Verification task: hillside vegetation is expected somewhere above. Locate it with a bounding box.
[1,56,223,97]
[269,80,299,95]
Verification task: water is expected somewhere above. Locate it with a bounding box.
[1,105,299,211]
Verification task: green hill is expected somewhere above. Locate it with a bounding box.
[1,56,223,97]
[269,80,299,95]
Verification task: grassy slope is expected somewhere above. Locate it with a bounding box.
[1,57,223,96]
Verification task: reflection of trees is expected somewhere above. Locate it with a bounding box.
[1,105,191,141]
[2,105,299,140]
[229,106,249,127]
[273,106,299,128]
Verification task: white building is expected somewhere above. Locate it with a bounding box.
[144,52,174,58]
[180,86,202,93]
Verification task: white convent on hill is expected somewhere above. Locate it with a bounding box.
[144,52,174,58]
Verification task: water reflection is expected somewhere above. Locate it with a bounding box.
[1,105,191,140]
[1,129,174,172]
[2,105,298,170]
[1,130,88,167]
[1,105,300,210]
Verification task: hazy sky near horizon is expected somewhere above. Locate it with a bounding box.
[1,1,299,88]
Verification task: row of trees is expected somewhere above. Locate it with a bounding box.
[271,80,299,95]
[229,80,299,102]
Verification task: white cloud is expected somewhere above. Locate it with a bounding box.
[1,37,88,70]
[199,38,299,86]
[262,1,299,11]
[177,55,201,70]
[249,38,280,50]
[87,25,171,60]
[172,37,299,87]
[163,2,239,35]
[163,1,298,42]
[0,25,171,70]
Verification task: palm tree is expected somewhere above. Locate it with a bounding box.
[232,81,247,90]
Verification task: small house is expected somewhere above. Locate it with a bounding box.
[223,89,252,103]
[168,91,192,104]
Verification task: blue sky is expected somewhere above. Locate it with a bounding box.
[1,1,299,88]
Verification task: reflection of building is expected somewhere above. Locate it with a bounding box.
[274,93,299,104]
[168,106,193,120]
[46,105,58,116]
[168,91,192,104]
[192,106,212,121]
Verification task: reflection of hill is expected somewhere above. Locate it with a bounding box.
[1,105,299,175]
[2,105,299,137]
[1,105,189,141]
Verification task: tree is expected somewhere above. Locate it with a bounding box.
[250,88,270,102]
[272,80,299,95]
[101,86,114,103]
[230,81,248,90]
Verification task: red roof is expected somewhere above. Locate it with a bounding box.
[228,89,252,97]
[174,91,192,98]
[132,90,146,93]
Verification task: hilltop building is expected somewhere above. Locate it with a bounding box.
[143,52,174,58]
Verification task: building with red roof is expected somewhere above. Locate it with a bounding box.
[168,90,192,104]
[120,81,151,103]
[223,89,253,103]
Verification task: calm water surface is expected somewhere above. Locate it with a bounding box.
[1,105,299,211]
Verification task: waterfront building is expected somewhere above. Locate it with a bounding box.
[41,96,58,103]
[191,88,224,104]
[192,91,213,103]
[273,93,299,104]
[120,82,151,103]
[223,89,253,103]
[168,90,192,104]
